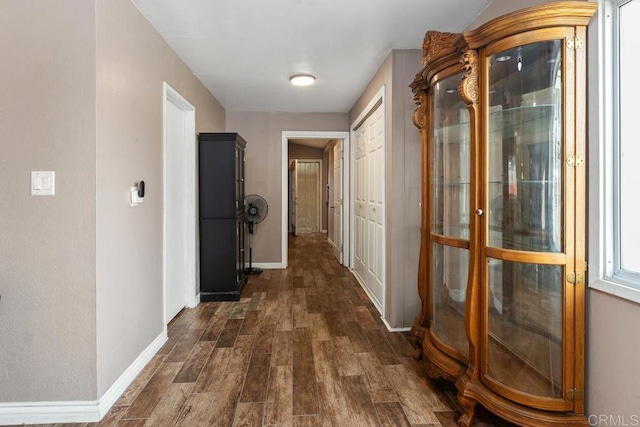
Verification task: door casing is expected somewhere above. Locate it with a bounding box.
[162,82,198,325]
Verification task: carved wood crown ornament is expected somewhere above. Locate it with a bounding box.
[412,91,428,130]
[422,31,458,66]
[458,49,479,105]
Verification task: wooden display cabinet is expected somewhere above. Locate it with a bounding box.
[410,3,596,426]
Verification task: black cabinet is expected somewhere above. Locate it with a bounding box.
[198,133,247,301]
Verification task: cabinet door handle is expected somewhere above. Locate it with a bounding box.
[476,209,484,216]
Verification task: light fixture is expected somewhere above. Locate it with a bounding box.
[446,88,457,94]
[516,47,523,71]
[289,74,316,86]
[495,54,512,62]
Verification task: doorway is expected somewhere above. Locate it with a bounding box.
[163,83,197,324]
[281,131,350,268]
[290,159,322,234]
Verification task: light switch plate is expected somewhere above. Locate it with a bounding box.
[31,171,55,196]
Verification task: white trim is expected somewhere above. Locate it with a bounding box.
[162,83,198,327]
[321,229,328,233]
[281,131,350,269]
[351,267,383,315]
[0,330,168,426]
[97,329,168,417]
[382,317,411,333]
[590,278,640,305]
[0,401,99,425]
[249,262,284,269]
[349,85,386,317]
[588,0,640,305]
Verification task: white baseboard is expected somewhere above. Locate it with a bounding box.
[350,270,410,331]
[350,269,383,315]
[0,329,168,426]
[97,329,168,417]
[382,317,411,333]
[0,401,100,425]
[248,262,284,269]
[321,229,328,233]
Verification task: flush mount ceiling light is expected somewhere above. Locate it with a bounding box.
[289,74,316,86]
[495,54,512,62]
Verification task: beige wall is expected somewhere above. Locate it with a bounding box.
[0,0,226,404]
[288,143,328,231]
[288,143,325,160]
[226,113,348,264]
[95,0,226,396]
[0,0,98,401]
[348,50,422,328]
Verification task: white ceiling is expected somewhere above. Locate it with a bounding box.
[131,0,492,113]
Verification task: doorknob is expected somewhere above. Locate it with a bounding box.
[476,209,484,216]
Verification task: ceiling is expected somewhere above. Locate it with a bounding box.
[288,138,331,149]
[131,0,492,113]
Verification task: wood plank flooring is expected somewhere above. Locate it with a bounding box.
[14,234,513,427]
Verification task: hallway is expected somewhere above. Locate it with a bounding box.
[16,234,511,427]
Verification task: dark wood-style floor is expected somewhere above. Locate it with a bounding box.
[15,233,513,427]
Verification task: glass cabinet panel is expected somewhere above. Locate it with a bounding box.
[432,244,469,358]
[484,38,567,400]
[433,72,470,240]
[487,40,563,253]
[431,70,470,360]
[486,259,563,398]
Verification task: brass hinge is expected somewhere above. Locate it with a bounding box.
[567,155,584,167]
[567,272,585,284]
[567,37,584,50]
[567,388,584,401]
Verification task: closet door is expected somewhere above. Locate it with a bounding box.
[354,104,385,309]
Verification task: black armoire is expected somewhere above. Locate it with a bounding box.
[198,133,247,301]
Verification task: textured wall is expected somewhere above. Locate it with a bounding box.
[0,0,98,401]
[95,0,226,396]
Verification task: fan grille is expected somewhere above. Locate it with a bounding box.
[245,194,268,223]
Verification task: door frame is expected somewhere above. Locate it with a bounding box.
[349,85,386,316]
[326,140,343,261]
[162,82,198,325]
[281,131,350,269]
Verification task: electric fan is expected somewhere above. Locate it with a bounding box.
[244,194,269,275]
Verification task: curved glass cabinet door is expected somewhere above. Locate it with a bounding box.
[430,71,470,360]
[483,38,570,406]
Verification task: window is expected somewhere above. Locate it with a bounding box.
[589,0,640,303]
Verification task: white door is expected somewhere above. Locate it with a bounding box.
[296,161,321,233]
[353,105,385,309]
[289,160,298,236]
[331,142,343,263]
[164,100,189,323]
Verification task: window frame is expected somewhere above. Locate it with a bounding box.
[589,0,640,303]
